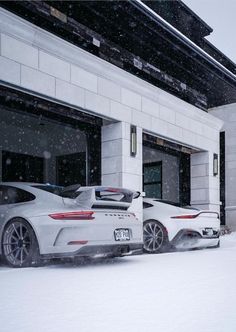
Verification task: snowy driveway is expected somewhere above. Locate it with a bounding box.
[1,234,236,332]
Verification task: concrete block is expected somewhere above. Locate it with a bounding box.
[102,173,122,187]
[102,140,122,158]
[0,56,20,84]
[191,164,208,178]
[159,105,175,124]
[191,189,207,202]
[21,65,55,97]
[122,173,142,191]
[132,109,151,129]
[39,51,70,81]
[121,88,141,110]
[142,97,160,117]
[110,101,132,123]
[102,122,124,142]
[102,156,123,175]
[175,112,189,130]
[124,156,142,175]
[191,152,210,166]
[2,34,38,68]
[182,129,197,147]
[151,117,168,137]
[98,77,120,102]
[166,123,183,141]
[71,65,97,93]
[85,91,110,118]
[55,79,85,107]
[191,176,209,189]
[227,161,236,170]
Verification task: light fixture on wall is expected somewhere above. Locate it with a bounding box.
[130,125,137,157]
[213,153,218,176]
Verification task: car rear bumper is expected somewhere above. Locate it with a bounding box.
[171,229,220,249]
[41,243,143,259]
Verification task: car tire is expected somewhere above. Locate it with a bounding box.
[2,218,40,268]
[143,219,169,254]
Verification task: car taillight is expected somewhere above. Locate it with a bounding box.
[49,211,94,220]
[171,214,198,219]
[171,211,219,219]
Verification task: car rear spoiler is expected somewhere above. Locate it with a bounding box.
[74,186,140,210]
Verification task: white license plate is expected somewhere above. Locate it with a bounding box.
[114,229,130,241]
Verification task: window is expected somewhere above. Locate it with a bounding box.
[143,161,162,199]
[0,186,35,205]
[143,202,153,209]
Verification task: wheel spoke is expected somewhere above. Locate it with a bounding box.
[12,224,21,239]
[20,248,24,264]
[6,247,18,257]
[15,248,21,259]
[23,231,30,240]
[23,246,29,255]
[2,242,18,246]
[19,224,23,238]
[144,226,152,236]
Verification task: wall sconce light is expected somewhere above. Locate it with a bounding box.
[130,125,137,157]
[213,153,218,176]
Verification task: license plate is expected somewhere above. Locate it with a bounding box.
[114,229,130,241]
[205,228,214,236]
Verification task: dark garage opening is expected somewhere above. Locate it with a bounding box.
[0,86,102,186]
[143,133,191,206]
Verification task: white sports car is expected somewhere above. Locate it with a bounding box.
[143,198,221,253]
[0,183,143,267]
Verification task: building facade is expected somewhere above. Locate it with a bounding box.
[210,105,236,230]
[1,1,235,222]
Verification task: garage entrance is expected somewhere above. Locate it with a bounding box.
[143,133,191,205]
[0,86,102,186]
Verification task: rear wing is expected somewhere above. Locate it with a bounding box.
[75,186,140,210]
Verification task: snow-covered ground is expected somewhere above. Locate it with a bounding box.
[1,233,236,332]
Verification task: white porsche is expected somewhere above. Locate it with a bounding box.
[0,183,143,267]
[143,198,221,253]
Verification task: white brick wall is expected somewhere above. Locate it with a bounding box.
[21,65,55,97]
[121,88,141,110]
[39,51,70,81]
[1,34,38,68]
[110,101,132,123]
[55,79,84,107]
[98,77,121,102]
[102,122,143,220]
[85,91,110,118]
[71,65,97,93]
[0,56,20,84]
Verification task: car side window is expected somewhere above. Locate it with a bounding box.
[143,202,153,209]
[0,186,35,205]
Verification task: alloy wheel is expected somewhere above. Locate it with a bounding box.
[2,220,35,267]
[143,221,165,253]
